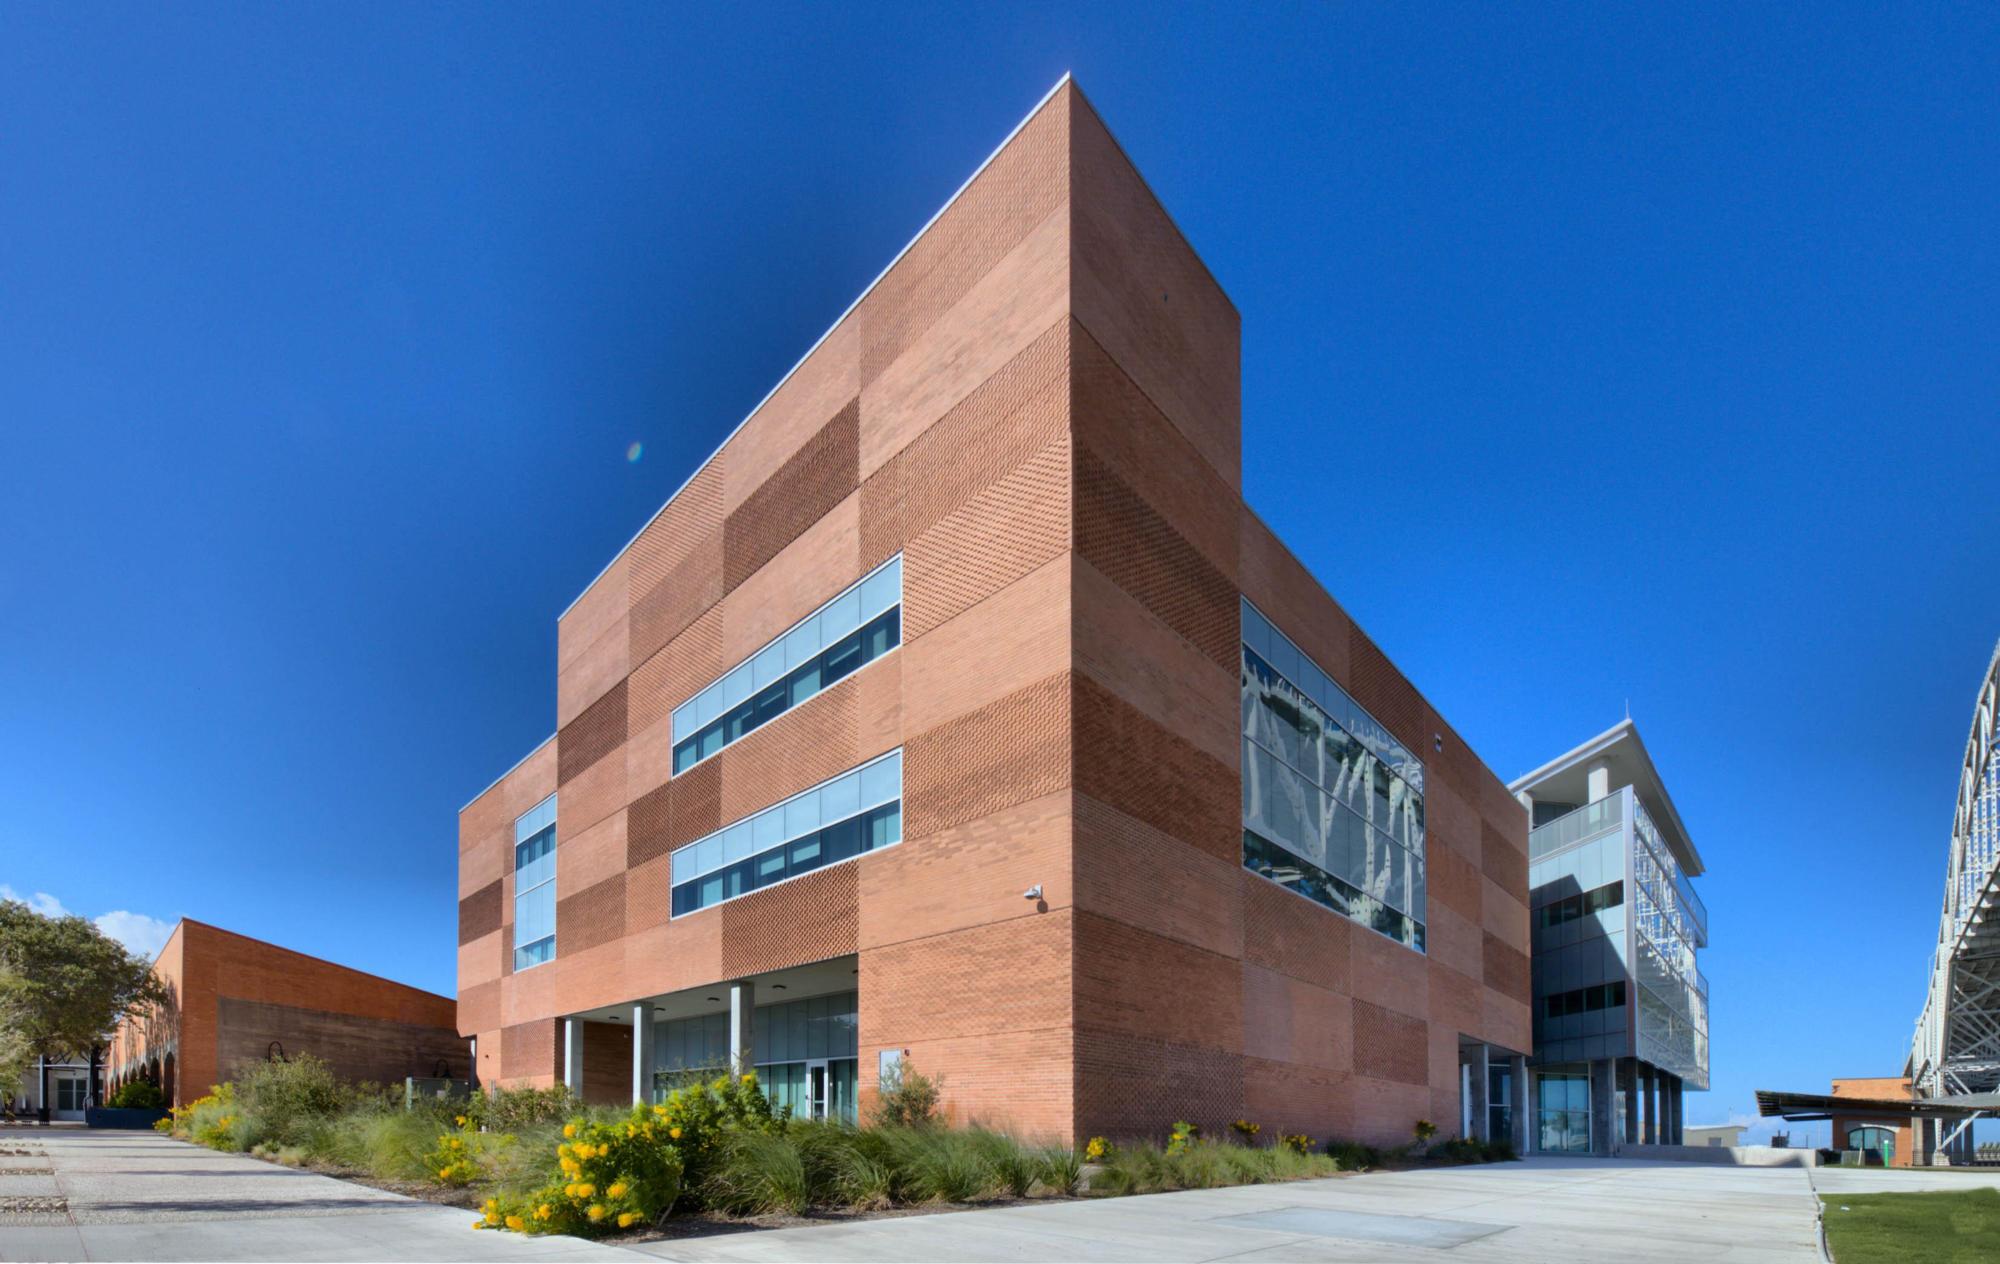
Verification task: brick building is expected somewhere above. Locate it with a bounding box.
[458,78,1532,1146]
[107,919,467,1107]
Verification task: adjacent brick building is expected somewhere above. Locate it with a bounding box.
[107,919,467,1107]
[458,78,1532,1146]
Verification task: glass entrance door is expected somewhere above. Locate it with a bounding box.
[806,1062,829,1120]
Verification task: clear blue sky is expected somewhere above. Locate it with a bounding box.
[4,4,1995,1140]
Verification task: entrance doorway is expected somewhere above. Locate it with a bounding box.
[52,1072,88,1121]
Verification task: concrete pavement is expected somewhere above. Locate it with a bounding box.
[1,1128,1827,1262]
[630,1156,1823,1262]
[0,1129,641,1261]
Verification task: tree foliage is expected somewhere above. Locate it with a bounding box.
[0,898,166,1089]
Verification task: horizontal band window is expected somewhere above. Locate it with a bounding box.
[672,556,902,747]
[673,607,899,774]
[672,750,903,887]
[673,801,900,916]
[1244,829,1424,952]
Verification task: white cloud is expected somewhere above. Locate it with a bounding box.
[94,910,175,959]
[0,886,174,958]
[0,885,70,918]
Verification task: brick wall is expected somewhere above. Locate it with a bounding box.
[458,80,1529,1146]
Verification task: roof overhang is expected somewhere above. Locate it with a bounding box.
[1510,719,1704,876]
[1756,1088,2000,1121]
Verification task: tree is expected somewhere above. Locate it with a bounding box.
[0,899,165,1103]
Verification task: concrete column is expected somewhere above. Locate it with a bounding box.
[631,1004,656,1105]
[1509,1055,1530,1155]
[1466,1044,1490,1142]
[563,1018,585,1097]
[1642,1066,1659,1145]
[1667,1076,1683,1145]
[729,980,756,1075]
[1586,760,1611,803]
[1618,1058,1638,1145]
[1590,1058,1617,1155]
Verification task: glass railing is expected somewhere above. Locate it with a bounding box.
[1528,793,1625,860]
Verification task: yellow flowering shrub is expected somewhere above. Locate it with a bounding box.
[476,1108,682,1237]
[476,1071,776,1236]
[1083,1136,1111,1162]
[423,1120,490,1187]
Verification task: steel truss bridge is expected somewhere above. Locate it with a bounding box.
[1910,642,2000,1152]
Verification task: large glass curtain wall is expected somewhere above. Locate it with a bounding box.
[1240,599,1426,950]
[649,992,860,1123]
[513,795,557,970]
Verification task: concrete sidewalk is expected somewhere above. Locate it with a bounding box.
[0,1129,641,1261]
[629,1156,1823,1262]
[1,1130,1825,1262]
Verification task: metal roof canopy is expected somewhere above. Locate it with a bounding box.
[1756,1088,2000,1122]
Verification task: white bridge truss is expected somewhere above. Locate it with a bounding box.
[1912,642,2000,1138]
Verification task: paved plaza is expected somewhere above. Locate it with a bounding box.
[1,1128,1829,1262]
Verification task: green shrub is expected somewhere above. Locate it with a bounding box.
[967,1128,1036,1197]
[234,1054,348,1148]
[469,1084,577,1133]
[704,1129,811,1215]
[870,1059,944,1129]
[322,1106,445,1180]
[109,1081,165,1109]
[1325,1138,1382,1171]
[1166,1120,1200,1155]
[480,1106,684,1236]
[1034,1144,1083,1196]
[883,1127,996,1203]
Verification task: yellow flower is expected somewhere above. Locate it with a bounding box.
[439,1168,452,1179]
[455,1114,468,1126]
[651,1104,667,1116]
[607,1182,628,1199]
[472,1218,485,1230]
[535,1203,552,1221]
[617,1212,639,1228]
[576,1182,595,1198]
[669,1126,682,1140]
[563,1183,578,1198]
[587,1205,606,1222]
[484,1198,498,1212]
[504,1215,525,1231]
[563,1123,577,1138]
[740,1073,755,1084]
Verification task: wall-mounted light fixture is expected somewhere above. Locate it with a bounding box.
[1023,885,1043,901]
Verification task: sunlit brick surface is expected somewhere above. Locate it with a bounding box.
[459,81,1530,1143]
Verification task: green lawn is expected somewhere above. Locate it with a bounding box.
[1821,1189,2000,1263]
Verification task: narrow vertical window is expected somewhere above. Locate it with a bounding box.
[513,794,557,970]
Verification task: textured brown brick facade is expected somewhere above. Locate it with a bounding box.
[458,80,1530,1145]
[108,920,464,1109]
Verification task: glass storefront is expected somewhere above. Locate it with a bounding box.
[650,990,860,1124]
[1537,1069,1591,1153]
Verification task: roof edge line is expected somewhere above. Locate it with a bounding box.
[459,732,557,813]
[555,71,1075,623]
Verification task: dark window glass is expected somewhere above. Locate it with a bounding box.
[673,609,903,773]
[672,799,904,915]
